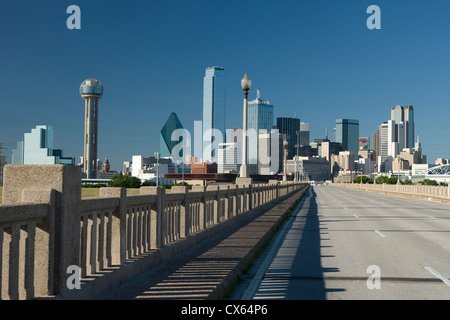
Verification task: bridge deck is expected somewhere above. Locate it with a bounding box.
[97,186,309,300]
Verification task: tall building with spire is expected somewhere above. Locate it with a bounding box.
[247,89,274,174]
[202,66,226,162]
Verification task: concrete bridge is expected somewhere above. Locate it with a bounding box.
[2,165,450,301]
[0,165,308,300]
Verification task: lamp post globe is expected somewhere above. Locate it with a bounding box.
[241,73,252,92]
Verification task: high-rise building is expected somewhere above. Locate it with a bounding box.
[276,117,300,161]
[376,120,403,172]
[247,89,274,174]
[334,119,359,156]
[391,105,414,148]
[80,79,103,179]
[160,112,185,159]
[202,66,226,162]
[217,142,240,173]
[299,122,310,147]
[11,125,74,165]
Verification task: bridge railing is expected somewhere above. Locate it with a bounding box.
[331,182,450,200]
[0,165,307,300]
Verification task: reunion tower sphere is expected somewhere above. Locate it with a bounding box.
[80,78,103,99]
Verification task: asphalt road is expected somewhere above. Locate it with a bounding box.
[230,185,450,300]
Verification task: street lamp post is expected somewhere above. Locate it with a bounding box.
[240,73,251,179]
[283,135,288,182]
[155,152,160,187]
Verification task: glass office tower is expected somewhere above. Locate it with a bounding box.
[335,119,359,157]
[276,117,301,160]
[160,112,184,159]
[12,125,57,164]
[202,66,226,162]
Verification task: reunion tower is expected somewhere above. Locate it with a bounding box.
[80,79,103,179]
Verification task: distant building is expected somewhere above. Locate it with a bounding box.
[247,89,274,174]
[188,156,217,174]
[102,156,110,172]
[334,119,359,156]
[299,122,310,147]
[130,155,185,184]
[331,151,355,172]
[391,105,414,149]
[160,112,185,159]
[436,158,450,165]
[286,156,330,182]
[12,125,74,165]
[359,137,370,151]
[276,117,300,161]
[218,142,239,173]
[203,66,226,161]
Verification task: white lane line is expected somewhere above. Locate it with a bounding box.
[424,267,450,288]
[353,214,359,218]
[425,215,436,219]
[375,230,386,238]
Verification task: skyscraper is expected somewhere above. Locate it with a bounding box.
[11,125,74,165]
[160,112,184,159]
[391,105,414,149]
[202,66,226,162]
[299,122,310,147]
[247,89,273,173]
[335,119,359,156]
[80,78,103,179]
[276,117,300,161]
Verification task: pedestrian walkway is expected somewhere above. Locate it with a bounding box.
[97,185,309,300]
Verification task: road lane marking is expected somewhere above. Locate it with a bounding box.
[353,214,359,218]
[424,267,450,288]
[425,215,436,219]
[375,230,386,238]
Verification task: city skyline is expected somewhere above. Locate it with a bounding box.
[1,1,450,171]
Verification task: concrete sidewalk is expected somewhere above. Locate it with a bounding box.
[97,185,309,300]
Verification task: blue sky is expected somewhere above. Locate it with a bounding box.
[1,0,450,171]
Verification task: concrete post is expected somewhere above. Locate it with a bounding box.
[2,165,81,297]
[207,185,219,225]
[140,186,165,249]
[100,187,126,265]
[192,186,206,231]
[171,186,189,239]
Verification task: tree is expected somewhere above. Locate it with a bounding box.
[401,179,413,185]
[353,176,373,184]
[375,176,390,184]
[421,179,438,186]
[109,174,142,188]
[141,180,156,187]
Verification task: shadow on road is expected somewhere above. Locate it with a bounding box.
[253,187,345,299]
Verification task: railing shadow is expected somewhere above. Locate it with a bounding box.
[253,187,344,300]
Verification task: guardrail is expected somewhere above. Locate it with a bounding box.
[0,165,306,300]
[331,182,450,202]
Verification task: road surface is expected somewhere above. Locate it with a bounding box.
[231,185,450,300]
